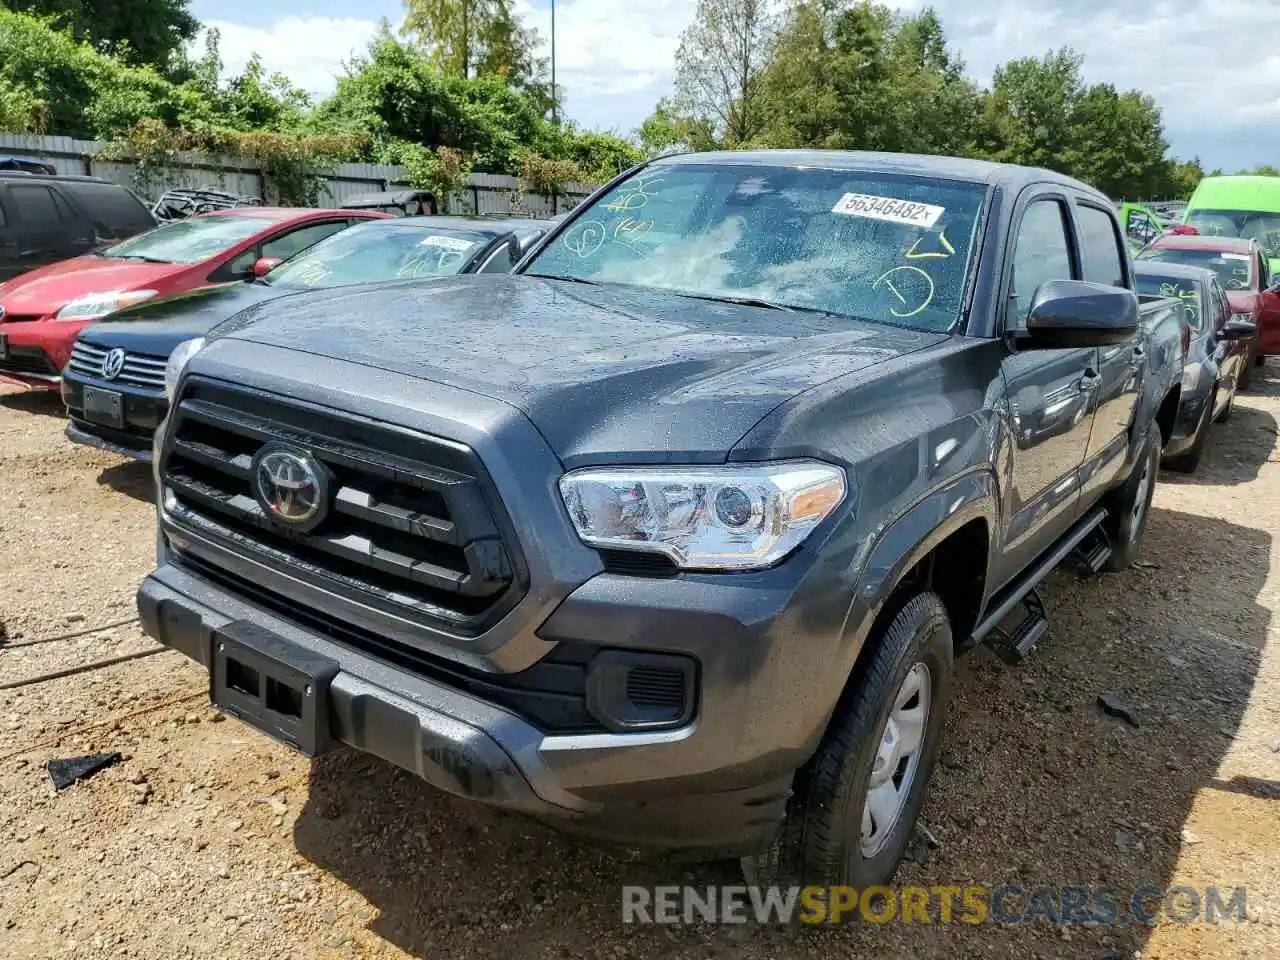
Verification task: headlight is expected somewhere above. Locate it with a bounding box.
[558,461,847,571]
[54,289,159,321]
[1230,312,1256,324]
[164,337,206,400]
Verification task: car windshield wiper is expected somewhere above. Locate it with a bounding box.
[105,254,172,264]
[524,273,600,285]
[667,291,796,312]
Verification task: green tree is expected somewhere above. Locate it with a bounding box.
[671,0,775,147]
[400,0,551,110]
[637,98,717,154]
[978,48,1083,169]
[7,0,198,70]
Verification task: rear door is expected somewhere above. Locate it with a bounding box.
[4,182,72,273]
[993,190,1099,589]
[1073,199,1143,503]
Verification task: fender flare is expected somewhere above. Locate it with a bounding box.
[807,469,998,753]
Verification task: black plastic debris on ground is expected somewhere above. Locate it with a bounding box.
[1096,693,1140,727]
[46,752,121,791]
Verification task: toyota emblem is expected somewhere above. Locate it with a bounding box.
[252,445,328,528]
[101,347,126,380]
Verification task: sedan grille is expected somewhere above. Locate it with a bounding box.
[160,379,524,634]
[68,340,167,389]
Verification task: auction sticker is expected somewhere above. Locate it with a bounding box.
[832,193,945,228]
[420,235,475,252]
[1221,253,1251,261]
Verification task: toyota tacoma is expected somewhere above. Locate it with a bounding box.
[138,150,1180,886]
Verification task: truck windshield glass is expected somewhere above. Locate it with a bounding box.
[266,223,489,287]
[100,214,280,264]
[1184,209,1280,258]
[1138,247,1253,290]
[523,164,987,333]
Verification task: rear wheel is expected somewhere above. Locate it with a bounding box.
[743,592,953,889]
[1103,423,1160,571]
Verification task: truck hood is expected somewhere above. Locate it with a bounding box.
[81,282,281,356]
[212,275,946,463]
[0,256,184,315]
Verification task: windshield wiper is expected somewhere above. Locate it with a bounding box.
[107,254,172,264]
[668,291,795,312]
[524,273,600,285]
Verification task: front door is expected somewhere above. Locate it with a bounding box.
[993,194,1098,591]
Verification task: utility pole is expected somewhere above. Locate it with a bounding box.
[550,0,557,124]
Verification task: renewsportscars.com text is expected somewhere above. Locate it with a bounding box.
[622,884,1247,926]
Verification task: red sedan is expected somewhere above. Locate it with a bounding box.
[0,206,385,390]
[1137,233,1280,388]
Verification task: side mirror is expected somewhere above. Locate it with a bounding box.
[252,257,282,278]
[1020,279,1140,349]
[1219,318,1257,341]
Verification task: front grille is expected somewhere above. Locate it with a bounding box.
[0,344,57,376]
[68,340,166,389]
[161,378,524,634]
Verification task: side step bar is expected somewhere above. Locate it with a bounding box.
[968,507,1109,650]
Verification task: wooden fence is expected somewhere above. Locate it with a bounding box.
[0,133,598,216]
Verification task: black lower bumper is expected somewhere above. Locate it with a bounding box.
[137,564,791,857]
[66,420,154,461]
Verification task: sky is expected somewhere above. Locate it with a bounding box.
[188,0,1280,174]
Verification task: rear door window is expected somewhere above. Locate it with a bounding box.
[261,221,350,261]
[10,185,59,225]
[1076,203,1127,288]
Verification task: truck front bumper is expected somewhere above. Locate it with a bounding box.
[138,560,803,859]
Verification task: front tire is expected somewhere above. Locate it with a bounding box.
[1238,343,1257,390]
[744,592,953,888]
[1104,423,1160,571]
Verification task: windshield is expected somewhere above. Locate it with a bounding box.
[1138,247,1253,290]
[266,222,491,287]
[1134,272,1204,329]
[523,163,987,333]
[101,214,279,264]
[1184,208,1280,257]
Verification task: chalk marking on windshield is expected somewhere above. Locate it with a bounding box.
[563,220,608,258]
[832,193,945,228]
[873,265,935,318]
[603,176,664,214]
[904,229,955,260]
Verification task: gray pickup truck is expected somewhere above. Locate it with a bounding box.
[138,151,1183,888]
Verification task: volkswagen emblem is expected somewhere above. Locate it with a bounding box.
[101,347,126,381]
[252,445,328,528]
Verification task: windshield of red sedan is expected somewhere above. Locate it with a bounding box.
[1138,247,1254,290]
[523,163,987,333]
[266,222,490,287]
[99,214,282,264]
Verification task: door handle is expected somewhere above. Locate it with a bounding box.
[1132,344,1145,358]
[1079,369,1101,392]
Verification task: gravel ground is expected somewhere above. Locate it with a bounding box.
[0,377,1277,960]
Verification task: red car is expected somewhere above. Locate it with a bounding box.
[0,207,385,390]
[1136,233,1280,388]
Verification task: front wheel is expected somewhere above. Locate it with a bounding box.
[1238,343,1257,390]
[1162,391,1212,474]
[744,592,953,888]
[1103,423,1160,571]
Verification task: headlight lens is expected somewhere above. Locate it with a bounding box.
[1230,312,1256,324]
[54,289,159,321]
[559,461,847,571]
[164,336,206,400]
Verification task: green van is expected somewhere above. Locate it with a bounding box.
[1183,175,1280,274]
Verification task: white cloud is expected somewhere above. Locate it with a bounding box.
[197,17,383,97]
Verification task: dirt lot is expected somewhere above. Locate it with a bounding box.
[0,377,1277,960]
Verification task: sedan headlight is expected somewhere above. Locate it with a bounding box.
[54,289,159,321]
[559,461,847,571]
[164,336,206,400]
[1230,312,1256,325]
